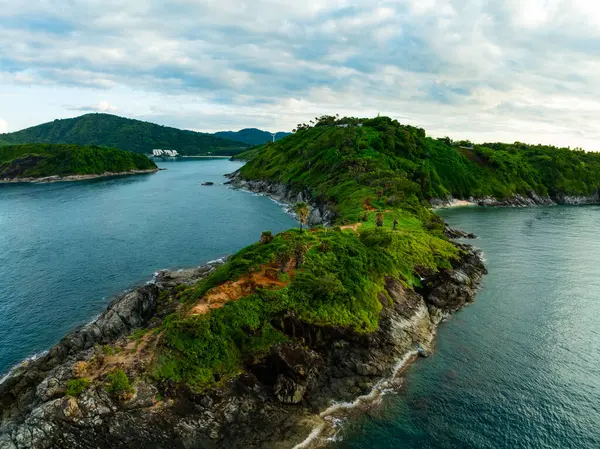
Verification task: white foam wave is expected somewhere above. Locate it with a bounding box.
[0,349,50,386]
[292,348,421,449]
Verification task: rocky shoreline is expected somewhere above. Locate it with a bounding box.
[0,243,486,449]
[225,170,336,226]
[431,189,600,208]
[0,169,159,184]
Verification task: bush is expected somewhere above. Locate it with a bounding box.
[66,378,90,396]
[105,369,134,397]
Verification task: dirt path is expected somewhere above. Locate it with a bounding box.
[340,222,363,232]
[189,262,295,316]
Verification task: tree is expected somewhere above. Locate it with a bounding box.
[294,242,309,268]
[260,231,274,244]
[275,248,292,273]
[294,202,310,231]
[376,213,384,227]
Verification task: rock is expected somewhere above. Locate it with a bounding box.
[200,182,214,186]
[125,382,157,410]
[444,226,476,239]
[270,343,323,404]
[226,171,335,226]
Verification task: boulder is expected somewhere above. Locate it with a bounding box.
[270,343,323,404]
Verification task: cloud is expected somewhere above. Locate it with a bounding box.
[0,118,7,134]
[2,1,600,148]
[68,101,119,113]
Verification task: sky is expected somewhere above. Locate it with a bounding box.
[1,0,600,148]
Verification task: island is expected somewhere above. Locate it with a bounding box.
[2,115,600,449]
[0,143,158,183]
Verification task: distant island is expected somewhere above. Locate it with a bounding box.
[0,114,251,157]
[0,143,158,183]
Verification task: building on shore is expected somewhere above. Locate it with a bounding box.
[152,149,179,157]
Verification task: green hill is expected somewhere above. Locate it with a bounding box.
[214,128,291,146]
[0,114,250,156]
[239,115,600,222]
[0,143,157,180]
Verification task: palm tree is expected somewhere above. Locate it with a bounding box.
[294,242,309,268]
[294,202,310,231]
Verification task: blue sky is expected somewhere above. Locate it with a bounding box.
[2,0,600,148]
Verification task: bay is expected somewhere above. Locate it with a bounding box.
[0,159,297,374]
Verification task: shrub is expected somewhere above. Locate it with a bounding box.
[66,378,90,397]
[105,369,134,398]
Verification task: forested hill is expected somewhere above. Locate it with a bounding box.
[214,128,291,146]
[239,115,600,222]
[0,144,157,179]
[0,114,250,156]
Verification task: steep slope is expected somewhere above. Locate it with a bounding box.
[0,114,250,156]
[0,143,157,180]
[214,128,291,146]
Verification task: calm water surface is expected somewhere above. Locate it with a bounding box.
[336,206,600,449]
[0,159,297,374]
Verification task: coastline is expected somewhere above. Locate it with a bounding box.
[0,168,159,185]
[0,172,487,449]
[0,245,486,449]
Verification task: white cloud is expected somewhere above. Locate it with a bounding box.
[3,0,600,148]
[95,101,119,112]
[0,119,7,134]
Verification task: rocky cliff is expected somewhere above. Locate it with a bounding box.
[0,244,486,449]
[225,171,336,226]
[431,189,600,208]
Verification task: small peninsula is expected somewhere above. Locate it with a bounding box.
[2,115,600,449]
[0,143,158,183]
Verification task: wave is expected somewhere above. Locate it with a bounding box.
[0,349,50,387]
[292,348,421,449]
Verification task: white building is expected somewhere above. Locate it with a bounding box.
[152,149,179,157]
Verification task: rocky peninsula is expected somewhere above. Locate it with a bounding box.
[0,240,486,449]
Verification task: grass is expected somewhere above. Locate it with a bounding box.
[152,222,458,391]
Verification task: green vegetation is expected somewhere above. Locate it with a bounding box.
[105,369,134,397]
[0,113,250,156]
[215,128,291,146]
[148,114,600,393]
[153,221,458,390]
[240,116,600,222]
[0,143,157,179]
[65,378,90,396]
[102,344,123,356]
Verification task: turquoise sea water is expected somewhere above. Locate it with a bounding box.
[336,206,600,449]
[0,159,297,374]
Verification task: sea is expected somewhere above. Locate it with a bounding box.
[0,159,297,374]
